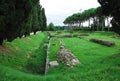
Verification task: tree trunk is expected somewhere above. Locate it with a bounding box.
[0,39,3,45]
[34,31,36,35]
[93,17,96,31]
[101,20,105,31]
[96,19,99,31]
[100,17,105,31]
[88,19,91,27]
[79,22,81,30]
[107,17,110,31]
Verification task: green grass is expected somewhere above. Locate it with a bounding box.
[0,31,120,81]
[0,65,45,81]
[49,38,60,61]
[1,32,47,72]
[0,32,48,80]
[48,31,120,81]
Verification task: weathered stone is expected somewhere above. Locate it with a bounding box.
[80,33,89,36]
[90,38,115,47]
[112,35,120,39]
[66,63,71,67]
[56,45,80,67]
[49,61,59,68]
[57,31,62,34]
[62,35,73,38]
[71,59,80,65]
[60,46,65,49]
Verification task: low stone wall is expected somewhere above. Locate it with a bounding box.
[61,35,73,38]
[90,38,115,47]
[79,33,89,36]
[45,32,50,75]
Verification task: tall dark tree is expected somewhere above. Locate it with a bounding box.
[31,3,40,34]
[98,0,120,34]
[41,8,47,31]
[0,0,47,45]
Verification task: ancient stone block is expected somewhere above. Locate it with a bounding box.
[90,38,115,47]
[49,61,59,68]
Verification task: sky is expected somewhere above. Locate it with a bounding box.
[40,0,100,26]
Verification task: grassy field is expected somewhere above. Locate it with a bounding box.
[48,31,120,81]
[0,31,120,81]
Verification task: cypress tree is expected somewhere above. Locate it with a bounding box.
[0,0,47,45]
[41,8,47,31]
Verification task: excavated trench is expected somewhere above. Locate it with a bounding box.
[44,32,81,74]
[25,32,50,75]
[45,32,51,75]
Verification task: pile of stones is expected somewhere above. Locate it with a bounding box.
[56,45,80,67]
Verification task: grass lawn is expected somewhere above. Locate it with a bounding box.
[48,31,120,81]
[0,31,120,81]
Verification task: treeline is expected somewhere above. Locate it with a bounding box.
[63,7,110,31]
[0,0,47,45]
[63,0,120,35]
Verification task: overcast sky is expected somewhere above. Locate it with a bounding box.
[40,0,100,26]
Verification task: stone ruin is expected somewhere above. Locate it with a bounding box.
[112,35,120,39]
[48,40,80,68]
[56,41,80,67]
[49,61,59,68]
[79,33,89,36]
[90,38,115,47]
[62,35,73,38]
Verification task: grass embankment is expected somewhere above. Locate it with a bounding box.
[0,32,48,81]
[48,31,120,81]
